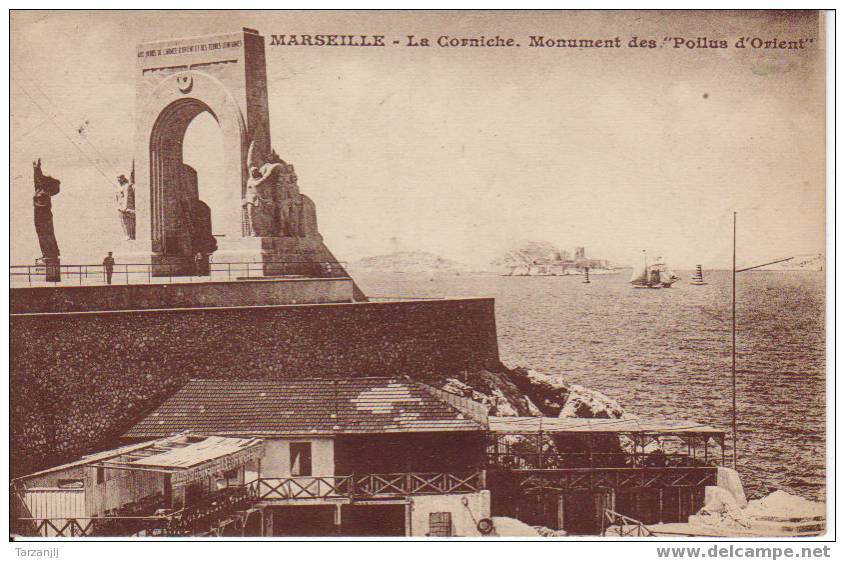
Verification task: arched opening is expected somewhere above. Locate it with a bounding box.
[183,112,226,239]
[149,98,222,270]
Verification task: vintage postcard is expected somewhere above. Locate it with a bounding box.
[8,9,829,544]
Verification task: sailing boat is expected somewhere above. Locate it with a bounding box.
[690,264,708,285]
[630,253,680,289]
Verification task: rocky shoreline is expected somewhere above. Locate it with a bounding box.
[436,364,628,420]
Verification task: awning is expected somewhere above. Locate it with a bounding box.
[94,434,264,486]
[488,416,724,435]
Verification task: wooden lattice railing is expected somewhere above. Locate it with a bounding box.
[252,471,484,501]
[517,466,717,494]
[602,509,655,537]
[13,473,485,536]
[12,484,255,537]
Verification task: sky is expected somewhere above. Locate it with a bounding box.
[10,10,826,269]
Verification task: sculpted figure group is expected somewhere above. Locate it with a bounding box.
[242,142,318,238]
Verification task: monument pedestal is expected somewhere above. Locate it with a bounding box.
[214,235,328,277]
[114,236,332,278]
[36,257,61,283]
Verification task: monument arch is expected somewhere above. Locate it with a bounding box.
[139,71,247,272]
[121,27,355,286]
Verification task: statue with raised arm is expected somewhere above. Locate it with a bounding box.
[32,158,61,260]
[115,162,136,240]
[242,141,282,237]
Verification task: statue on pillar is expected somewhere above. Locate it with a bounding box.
[115,162,136,240]
[242,142,281,237]
[32,159,61,260]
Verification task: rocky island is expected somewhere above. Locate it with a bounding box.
[493,240,616,276]
[348,251,472,274]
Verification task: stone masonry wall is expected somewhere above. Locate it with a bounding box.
[11,298,499,476]
[11,277,354,314]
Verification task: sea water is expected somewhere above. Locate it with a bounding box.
[354,269,826,501]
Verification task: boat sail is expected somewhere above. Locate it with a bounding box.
[630,253,680,288]
[690,264,708,285]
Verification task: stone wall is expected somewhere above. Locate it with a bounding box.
[11,298,499,476]
[11,277,354,314]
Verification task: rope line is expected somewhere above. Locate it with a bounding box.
[12,66,119,188]
[13,60,123,176]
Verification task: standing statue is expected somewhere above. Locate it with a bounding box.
[242,142,282,237]
[115,162,136,240]
[277,162,319,238]
[278,165,298,236]
[32,159,61,260]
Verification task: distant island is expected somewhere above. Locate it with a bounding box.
[492,240,617,276]
[348,251,472,274]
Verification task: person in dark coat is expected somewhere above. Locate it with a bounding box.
[103,252,115,284]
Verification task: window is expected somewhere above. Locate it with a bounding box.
[290,442,312,476]
[428,512,453,537]
[96,467,105,484]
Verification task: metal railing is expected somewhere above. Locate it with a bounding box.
[10,260,349,287]
[252,471,485,501]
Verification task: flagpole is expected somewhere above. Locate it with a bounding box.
[729,213,791,471]
[732,212,737,468]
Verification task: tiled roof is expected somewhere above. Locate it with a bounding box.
[123,378,483,439]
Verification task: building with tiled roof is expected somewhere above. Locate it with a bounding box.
[124,377,486,439]
[122,378,489,500]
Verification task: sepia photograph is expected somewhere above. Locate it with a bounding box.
[6,8,831,545]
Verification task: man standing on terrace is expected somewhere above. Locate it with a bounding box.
[103,252,115,285]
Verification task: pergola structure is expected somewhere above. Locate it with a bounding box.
[486,416,726,470]
[484,416,727,533]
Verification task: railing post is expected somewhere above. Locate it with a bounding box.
[79,265,83,285]
[228,263,231,281]
[148,263,151,283]
[125,264,129,284]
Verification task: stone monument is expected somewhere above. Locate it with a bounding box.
[124,28,336,277]
[115,164,136,241]
[32,159,61,282]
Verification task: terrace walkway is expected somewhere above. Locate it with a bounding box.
[10,260,348,287]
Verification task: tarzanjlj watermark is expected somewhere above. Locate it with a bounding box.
[15,548,59,558]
